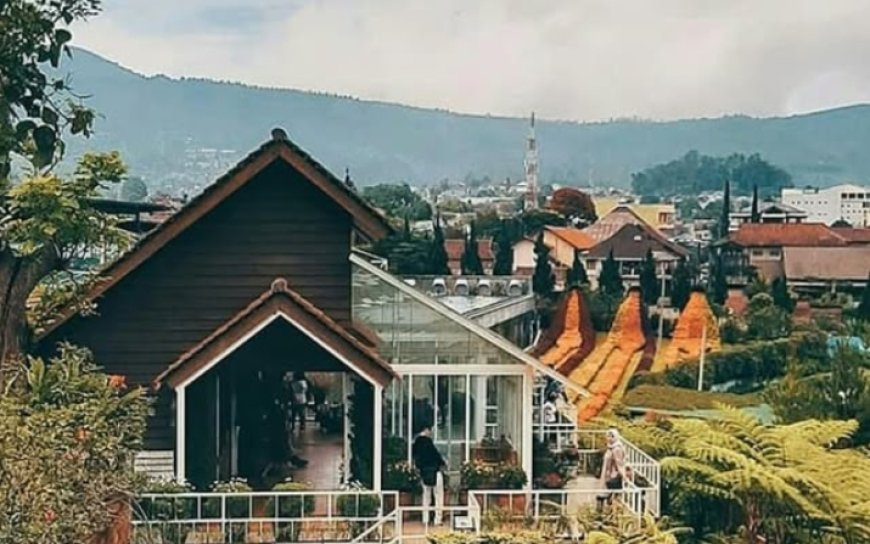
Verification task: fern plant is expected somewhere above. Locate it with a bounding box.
[618,405,870,544]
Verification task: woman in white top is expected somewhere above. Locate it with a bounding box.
[600,428,626,490]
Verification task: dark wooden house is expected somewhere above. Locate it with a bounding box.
[40,129,396,488]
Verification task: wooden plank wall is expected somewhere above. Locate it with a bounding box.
[42,161,353,449]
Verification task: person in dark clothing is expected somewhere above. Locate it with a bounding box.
[412,422,446,525]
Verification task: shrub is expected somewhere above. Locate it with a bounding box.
[495,465,528,489]
[631,333,827,392]
[382,461,421,493]
[0,345,149,544]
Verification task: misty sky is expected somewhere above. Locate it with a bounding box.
[75,0,870,121]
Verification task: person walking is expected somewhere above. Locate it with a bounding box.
[599,428,626,508]
[412,422,446,526]
[289,371,309,431]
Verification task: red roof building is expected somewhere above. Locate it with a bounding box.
[443,238,495,275]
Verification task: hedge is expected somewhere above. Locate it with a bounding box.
[629,332,827,392]
[621,384,761,411]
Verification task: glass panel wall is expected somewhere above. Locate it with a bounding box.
[384,374,524,474]
[352,261,525,366]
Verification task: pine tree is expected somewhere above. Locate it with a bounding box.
[771,275,794,312]
[750,183,760,223]
[670,258,692,310]
[566,249,589,287]
[460,221,484,275]
[719,178,731,239]
[858,275,870,321]
[639,249,659,305]
[492,221,514,275]
[598,250,624,298]
[708,253,728,305]
[428,214,450,275]
[532,232,554,297]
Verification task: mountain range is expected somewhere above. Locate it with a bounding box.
[61,49,870,196]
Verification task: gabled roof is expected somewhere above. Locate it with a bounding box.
[583,206,688,258]
[544,226,595,250]
[585,223,686,260]
[727,223,847,247]
[40,129,392,340]
[154,278,396,389]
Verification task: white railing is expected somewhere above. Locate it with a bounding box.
[527,427,661,517]
[133,490,399,544]
[469,487,651,530]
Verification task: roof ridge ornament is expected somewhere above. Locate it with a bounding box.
[270,278,289,292]
[270,127,288,141]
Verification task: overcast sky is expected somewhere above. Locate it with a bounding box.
[75,0,870,121]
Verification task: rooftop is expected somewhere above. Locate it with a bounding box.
[726,223,849,247]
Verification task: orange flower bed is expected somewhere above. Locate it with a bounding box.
[541,292,581,366]
[663,291,721,368]
[567,342,613,388]
[574,290,650,422]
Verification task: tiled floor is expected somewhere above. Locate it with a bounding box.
[288,425,344,489]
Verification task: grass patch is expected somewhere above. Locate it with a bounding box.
[621,384,761,411]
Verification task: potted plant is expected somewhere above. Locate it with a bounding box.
[460,461,497,490]
[272,480,315,542]
[537,472,565,490]
[336,481,382,538]
[492,465,528,513]
[202,478,252,542]
[135,477,195,544]
[383,461,421,508]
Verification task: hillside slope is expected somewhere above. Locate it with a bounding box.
[58,49,870,194]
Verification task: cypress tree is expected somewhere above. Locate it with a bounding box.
[670,258,692,310]
[719,179,731,239]
[492,221,514,275]
[402,215,411,240]
[771,275,794,312]
[598,250,624,298]
[709,253,728,305]
[460,221,484,275]
[428,214,450,275]
[532,232,554,297]
[639,249,659,305]
[750,184,760,223]
[567,249,589,287]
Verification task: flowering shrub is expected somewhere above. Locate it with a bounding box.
[383,461,421,493]
[495,465,528,489]
[0,344,149,544]
[460,461,498,489]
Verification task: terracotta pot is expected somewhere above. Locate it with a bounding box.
[399,491,415,507]
[493,494,527,514]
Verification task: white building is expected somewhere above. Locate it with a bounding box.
[782,183,870,227]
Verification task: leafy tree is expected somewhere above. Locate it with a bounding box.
[492,221,514,276]
[531,232,554,297]
[0,0,101,180]
[547,187,597,226]
[0,153,129,383]
[566,249,588,287]
[598,250,623,298]
[638,249,658,305]
[360,183,431,221]
[708,254,728,305]
[0,344,148,543]
[620,406,870,543]
[427,215,450,275]
[750,183,760,223]
[519,209,565,235]
[718,178,730,239]
[473,207,502,237]
[857,275,870,321]
[460,222,483,275]
[745,292,791,340]
[670,259,692,310]
[630,150,792,199]
[119,176,148,202]
[770,275,794,312]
